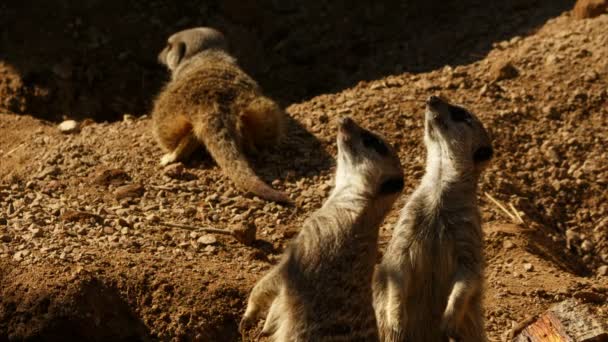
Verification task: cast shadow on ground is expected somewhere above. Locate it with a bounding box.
[0,0,574,121]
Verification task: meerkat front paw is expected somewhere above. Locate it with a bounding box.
[441,309,461,341]
[159,153,177,166]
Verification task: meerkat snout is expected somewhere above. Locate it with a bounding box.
[336,117,404,196]
[425,95,494,169]
[158,27,228,72]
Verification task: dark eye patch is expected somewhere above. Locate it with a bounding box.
[449,105,471,124]
[378,177,404,195]
[473,146,493,162]
[361,131,388,156]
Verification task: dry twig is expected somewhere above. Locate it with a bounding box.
[158,221,257,245]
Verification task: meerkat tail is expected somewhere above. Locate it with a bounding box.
[191,111,291,204]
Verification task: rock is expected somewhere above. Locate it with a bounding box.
[145,214,160,224]
[91,168,131,186]
[542,105,561,120]
[581,239,594,253]
[491,60,519,82]
[163,163,185,179]
[503,240,515,249]
[197,234,217,245]
[572,0,608,19]
[598,265,608,277]
[114,184,144,200]
[36,166,60,179]
[61,209,103,224]
[117,218,131,228]
[231,222,257,245]
[58,120,80,134]
[103,227,115,235]
[523,263,534,272]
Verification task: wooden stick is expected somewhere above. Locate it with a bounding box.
[508,202,525,225]
[158,221,257,245]
[1,142,25,158]
[159,221,232,235]
[484,192,518,224]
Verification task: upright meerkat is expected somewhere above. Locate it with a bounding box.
[373,95,493,342]
[152,27,289,203]
[240,117,404,341]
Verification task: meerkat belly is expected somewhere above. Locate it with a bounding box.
[285,246,379,340]
[405,236,457,338]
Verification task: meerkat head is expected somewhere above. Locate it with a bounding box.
[424,95,493,174]
[158,27,228,73]
[335,117,404,198]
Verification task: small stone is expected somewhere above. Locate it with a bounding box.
[91,168,130,186]
[597,265,608,277]
[231,222,257,245]
[58,120,80,134]
[123,114,135,122]
[117,218,131,228]
[581,240,594,253]
[30,228,43,238]
[491,60,519,82]
[523,263,534,272]
[542,105,561,120]
[545,54,558,66]
[163,163,185,179]
[103,227,114,235]
[503,240,515,249]
[114,184,144,200]
[145,214,160,223]
[197,234,217,245]
[121,227,130,235]
[36,166,60,179]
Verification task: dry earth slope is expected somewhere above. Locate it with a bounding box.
[0,10,607,342]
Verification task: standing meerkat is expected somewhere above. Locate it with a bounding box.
[373,95,493,342]
[152,27,289,203]
[240,117,404,341]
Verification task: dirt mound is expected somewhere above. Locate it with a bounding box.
[1,4,607,342]
[0,261,149,341]
[0,0,572,120]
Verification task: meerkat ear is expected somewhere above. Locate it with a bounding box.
[378,177,405,195]
[165,42,187,70]
[473,146,493,163]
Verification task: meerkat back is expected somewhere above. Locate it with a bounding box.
[151,27,289,203]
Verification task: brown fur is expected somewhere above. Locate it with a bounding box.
[241,118,404,341]
[374,96,493,342]
[152,28,288,203]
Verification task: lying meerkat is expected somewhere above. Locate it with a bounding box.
[152,27,289,203]
[240,117,404,341]
[374,96,493,342]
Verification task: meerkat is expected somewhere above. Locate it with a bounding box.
[240,117,404,341]
[373,95,494,342]
[151,27,289,203]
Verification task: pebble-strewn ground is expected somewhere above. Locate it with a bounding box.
[1,8,607,342]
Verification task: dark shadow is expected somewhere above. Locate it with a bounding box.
[183,114,334,183]
[0,276,151,341]
[0,0,574,121]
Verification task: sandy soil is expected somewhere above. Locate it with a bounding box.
[1,2,607,341]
